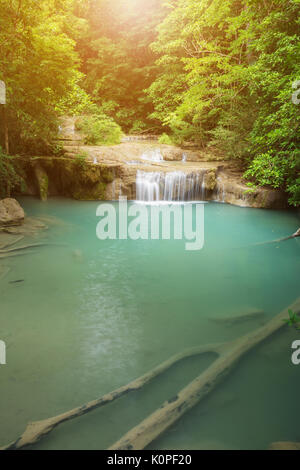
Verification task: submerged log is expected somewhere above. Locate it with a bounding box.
[0,343,221,450]
[0,235,24,250]
[0,242,66,258]
[210,309,265,325]
[254,228,300,246]
[0,251,36,259]
[109,297,300,450]
[0,243,50,254]
[269,441,300,451]
[1,298,299,451]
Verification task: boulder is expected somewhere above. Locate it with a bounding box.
[0,198,25,226]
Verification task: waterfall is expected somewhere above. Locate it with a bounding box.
[136,171,161,201]
[182,153,187,163]
[112,180,116,200]
[200,170,206,200]
[216,177,226,203]
[141,149,164,162]
[136,170,207,202]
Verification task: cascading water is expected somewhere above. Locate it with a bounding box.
[136,172,161,201]
[216,177,226,203]
[136,170,207,202]
[141,149,164,162]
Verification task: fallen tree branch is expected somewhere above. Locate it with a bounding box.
[0,343,221,450]
[0,251,36,259]
[0,235,24,250]
[252,228,300,247]
[0,243,67,258]
[0,243,64,254]
[2,298,299,451]
[109,297,300,450]
[269,441,300,450]
[292,228,300,238]
[0,244,43,254]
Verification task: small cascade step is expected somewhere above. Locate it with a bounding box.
[136,170,208,202]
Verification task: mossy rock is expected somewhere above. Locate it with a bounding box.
[72,182,107,200]
[205,170,217,191]
[100,166,114,183]
[34,164,49,201]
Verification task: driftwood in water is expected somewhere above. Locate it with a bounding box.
[254,228,300,246]
[0,235,24,250]
[279,228,300,241]
[269,441,300,451]
[109,297,300,450]
[0,243,66,259]
[210,309,265,325]
[292,228,300,238]
[0,251,36,259]
[1,298,299,451]
[0,343,220,450]
[0,243,49,254]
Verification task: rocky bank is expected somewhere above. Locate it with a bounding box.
[13,117,288,209]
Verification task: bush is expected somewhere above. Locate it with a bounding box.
[129,120,148,135]
[244,150,300,207]
[74,151,89,169]
[158,133,174,145]
[75,114,123,146]
[0,147,22,198]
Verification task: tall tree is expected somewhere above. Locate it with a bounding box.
[147,0,300,204]
[75,0,166,132]
[0,0,89,154]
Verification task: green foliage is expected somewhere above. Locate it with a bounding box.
[75,0,166,131]
[74,151,89,169]
[75,115,123,146]
[0,0,299,206]
[129,120,148,135]
[158,133,184,145]
[147,0,300,205]
[283,309,300,330]
[0,0,91,154]
[0,148,22,198]
[158,133,174,145]
[51,143,65,157]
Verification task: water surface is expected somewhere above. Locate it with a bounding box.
[0,198,299,449]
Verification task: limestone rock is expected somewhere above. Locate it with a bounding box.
[0,198,25,226]
[34,164,49,201]
[16,140,289,209]
[204,170,217,191]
